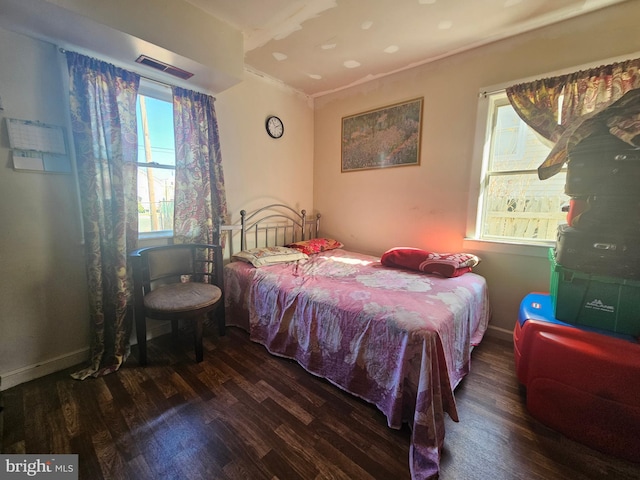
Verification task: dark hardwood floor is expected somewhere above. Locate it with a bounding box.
[2,326,639,480]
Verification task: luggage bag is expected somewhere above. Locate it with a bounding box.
[565,133,640,197]
[568,195,640,233]
[555,224,640,279]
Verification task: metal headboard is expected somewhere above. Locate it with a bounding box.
[218,204,321,258]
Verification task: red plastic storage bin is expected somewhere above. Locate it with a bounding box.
[514,293,640,462]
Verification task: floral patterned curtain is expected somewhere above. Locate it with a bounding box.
[66,52,140,379]
[505,76,567,144]
[506,58,640,179]
[172,87,228,245]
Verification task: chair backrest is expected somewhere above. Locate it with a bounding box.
[129,244,224,297]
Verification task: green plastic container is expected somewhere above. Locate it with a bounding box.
[548,248,640,336]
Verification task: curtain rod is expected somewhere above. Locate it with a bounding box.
[478,89,506,98]
[479,54,640,100]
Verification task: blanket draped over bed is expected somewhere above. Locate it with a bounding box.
[224,248,490,480]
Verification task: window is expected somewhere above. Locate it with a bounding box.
[136,80,175,235]
[473,92,567,245]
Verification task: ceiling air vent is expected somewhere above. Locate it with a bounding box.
[135,55,194,80]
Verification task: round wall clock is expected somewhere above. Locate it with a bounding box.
[266,115,284,139]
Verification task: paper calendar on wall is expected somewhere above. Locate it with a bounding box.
[7,118,71,173]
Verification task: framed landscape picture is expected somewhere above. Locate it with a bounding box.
[341,97,423,172]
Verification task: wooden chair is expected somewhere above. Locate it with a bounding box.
[129,243,225,366]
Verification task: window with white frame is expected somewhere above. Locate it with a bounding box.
[473,92,568,245]
[136,80,175,235]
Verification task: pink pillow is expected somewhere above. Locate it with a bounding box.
[380,247,480,278]
[285,238,344,255]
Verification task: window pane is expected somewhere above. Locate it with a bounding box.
[137,95,175,167]
[490,104,551,172]
[137,166,174,233]
[136,92,175,234]
[475,96,568,245]
[481,172,567,242]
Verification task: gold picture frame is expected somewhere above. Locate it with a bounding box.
[341,97,423,172]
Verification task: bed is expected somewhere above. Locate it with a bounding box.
[218,204,491,480]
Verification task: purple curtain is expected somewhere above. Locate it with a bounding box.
[172,87,228,245]
[506,58,640,179]
[66,52,140,379]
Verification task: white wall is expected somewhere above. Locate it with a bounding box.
[0,28,315,390]
[215,73,314,222]
[313,1,640,338]
[0,28,89,389]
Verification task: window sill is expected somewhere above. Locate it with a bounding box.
[139,230,173,240]
[138,230,173,246]
[463,238,553,258]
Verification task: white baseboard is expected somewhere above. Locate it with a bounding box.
[0,322,172,391]
[0,348,90,392]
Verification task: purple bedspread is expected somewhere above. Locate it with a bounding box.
[223,249,490,479]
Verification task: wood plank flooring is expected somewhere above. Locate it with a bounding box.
[2,326,639,479]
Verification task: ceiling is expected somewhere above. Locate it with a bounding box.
[0,0,629,98]
[184,0,627,97]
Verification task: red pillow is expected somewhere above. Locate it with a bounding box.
[285,238,344,255]
[380,247,480,278]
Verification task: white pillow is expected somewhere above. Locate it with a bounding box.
[232,246,308,267]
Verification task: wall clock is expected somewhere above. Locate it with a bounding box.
[266,115,284,139]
